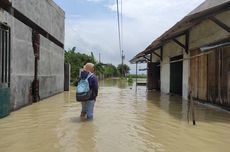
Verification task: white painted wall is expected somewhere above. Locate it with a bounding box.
[158,10,229,100]
[160,41,184,94]
[190,11,229,50]
[160,57,170,94]
[160,42,190,100]
[182,53,190,100]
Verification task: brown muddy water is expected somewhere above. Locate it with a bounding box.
[0,78,230,152]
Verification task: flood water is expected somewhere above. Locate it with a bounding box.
[0,78,230,152]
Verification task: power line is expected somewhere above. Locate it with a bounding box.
[116,0,124,61]
[120,0,125,63]
[120,0,125,76]
[120,0,123,50]
[116,0,122,60]
[116,0,125,76]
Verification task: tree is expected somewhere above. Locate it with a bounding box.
[117,64,130,77]
[89,52,104,76]
[65,47,122,82]
[104,64,118,78]
[65,47,96,81]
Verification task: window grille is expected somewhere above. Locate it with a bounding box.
[0,23,10,88]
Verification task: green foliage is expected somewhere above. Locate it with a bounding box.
[94,62,105,76]
[128,74,147,78]
[103,64,118,78]
[65,47,132,82]
[65,47,101,82]
[117,64,130,77]
[127,76,133,84]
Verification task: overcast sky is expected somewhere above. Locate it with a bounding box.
[53,0,204,73]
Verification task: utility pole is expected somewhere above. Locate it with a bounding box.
[121,50,124,65]
[121,50,125,77]
[99,52,101,63]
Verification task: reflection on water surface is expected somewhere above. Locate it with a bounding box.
[0,78,230,152]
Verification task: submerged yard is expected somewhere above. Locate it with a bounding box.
[0,79,230,152]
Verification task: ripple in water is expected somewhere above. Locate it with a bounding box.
[0,79,230,152]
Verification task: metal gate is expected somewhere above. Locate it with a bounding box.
[0,23,11,118]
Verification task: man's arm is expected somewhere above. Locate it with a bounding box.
[92,75,99,99]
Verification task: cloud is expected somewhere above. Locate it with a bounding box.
[85,0,107,3]
[65,18,122,64]
[64,0,204,73]
[109,0,204,20]
[87,0,100,1]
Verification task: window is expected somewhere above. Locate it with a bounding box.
[0,23,10,88]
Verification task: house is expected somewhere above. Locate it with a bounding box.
[130,0,230,108]
[0,0,65,118]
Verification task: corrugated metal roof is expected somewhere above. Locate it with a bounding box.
[130,0,230,63]
[130,55,149,64]
[200,41,230,52]
[188,0,229,16]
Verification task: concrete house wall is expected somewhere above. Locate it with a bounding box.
[158,38,190,99]
[152,10,229,100]
[12,0,65,43]
[0,0,65,110]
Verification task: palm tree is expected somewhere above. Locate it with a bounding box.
[117,64,130,77]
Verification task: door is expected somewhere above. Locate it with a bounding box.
[170,55,183,96]
[147,62,160,90]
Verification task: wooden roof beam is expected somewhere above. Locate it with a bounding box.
[0,0,12,8]
[171,31,189,54]
[148,46,163,61]
[185,31,189,54]
[172,38,186,49]
[143,46,162,56]
[153,52,161,59]
[209,16,230,33]
[143,55,151,62]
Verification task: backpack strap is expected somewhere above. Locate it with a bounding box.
[86,73,94,81]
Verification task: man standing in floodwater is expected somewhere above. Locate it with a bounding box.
[79,63,99,120]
